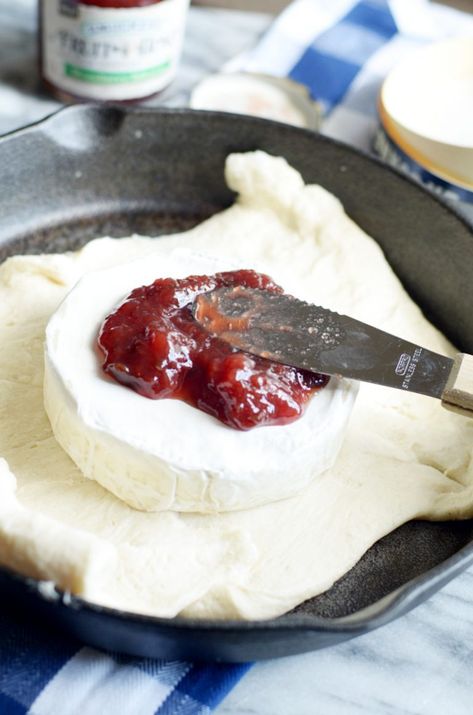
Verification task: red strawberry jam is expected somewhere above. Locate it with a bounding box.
[98,270,329,430]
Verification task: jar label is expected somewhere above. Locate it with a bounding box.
[42,0,189,100]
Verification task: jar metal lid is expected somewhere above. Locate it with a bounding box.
[190,72,321,130]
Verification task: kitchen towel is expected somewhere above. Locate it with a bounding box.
[228,0,473,153]
[1,2,473,715]
[0,610,250,715]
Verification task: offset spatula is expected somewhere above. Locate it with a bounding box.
[193,286,473,417]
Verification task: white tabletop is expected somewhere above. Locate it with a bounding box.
[1,4,473,715]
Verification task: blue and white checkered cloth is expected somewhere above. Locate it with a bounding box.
[2,2,473,714]
[0,609,250,714]
[228,0,473,154]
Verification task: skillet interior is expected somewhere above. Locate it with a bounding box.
[1,105,473,662]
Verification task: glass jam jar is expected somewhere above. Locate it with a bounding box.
[39,0,190,103]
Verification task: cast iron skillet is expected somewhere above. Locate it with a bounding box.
[1,105,473,663]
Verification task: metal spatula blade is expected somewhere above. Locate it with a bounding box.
[193,286,473,416]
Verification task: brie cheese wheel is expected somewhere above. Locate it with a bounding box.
[44,249,358,513]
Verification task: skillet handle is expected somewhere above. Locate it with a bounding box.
[441,353,473,417]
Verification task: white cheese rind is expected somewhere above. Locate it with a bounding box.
[44,249,358,512]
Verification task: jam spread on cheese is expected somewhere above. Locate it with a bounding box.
[98,270,329,430]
